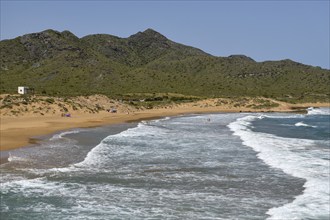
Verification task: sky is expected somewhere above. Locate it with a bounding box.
[1,0,329,69]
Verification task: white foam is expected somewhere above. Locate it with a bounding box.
[152,116,171,123]
[50,129,82,141]
[263,114,304,119]
[257,115,266,119]
[7,153,30,162]
[307,107,330,115]
[73,141,109,168]
[72,120,169,169]
[20,119,172,175]
[5,113,328,219]
[1,177,62,195]
[295,121,316,128]
[228,115,330,219]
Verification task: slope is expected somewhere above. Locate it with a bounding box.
[1,29,329,102]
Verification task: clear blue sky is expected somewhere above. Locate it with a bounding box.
[1,0,329,69]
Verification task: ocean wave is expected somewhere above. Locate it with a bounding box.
[151,116,171,123]
[294,121,317,128]
[3,113,324,219]
[49,129,82,141]
[73,120,168,169]
[228,115,330,220]
[307,107,330,115]
[19,119,171,175]
[261,114,304,119]
[0,175,239,219]
[7,153,30,163]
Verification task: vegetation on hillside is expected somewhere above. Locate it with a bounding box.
[1,29,329,102]
[0,93,284,117]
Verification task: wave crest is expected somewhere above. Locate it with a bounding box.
[307,107,330,115]
[228,115,330,220]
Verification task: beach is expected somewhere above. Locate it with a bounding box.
[1,96,329,152]
[1,108,329,219]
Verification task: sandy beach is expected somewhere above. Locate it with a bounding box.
[1,95,329,152]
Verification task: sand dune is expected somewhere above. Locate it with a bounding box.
[1,94,328,151]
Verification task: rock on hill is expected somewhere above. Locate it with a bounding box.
[0,29,329,102]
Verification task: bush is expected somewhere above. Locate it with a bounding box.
[45,98,55,104]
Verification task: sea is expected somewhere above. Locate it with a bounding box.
[0,107,329,220]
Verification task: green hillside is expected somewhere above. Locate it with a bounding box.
[1,29,329,102]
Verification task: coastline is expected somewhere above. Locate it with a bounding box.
[1,99,329,152]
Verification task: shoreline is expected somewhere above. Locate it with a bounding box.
[1,100,329,153]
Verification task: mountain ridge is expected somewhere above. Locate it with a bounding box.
[1,28,329,102]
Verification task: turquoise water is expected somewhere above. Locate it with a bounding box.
[1,108,329,219]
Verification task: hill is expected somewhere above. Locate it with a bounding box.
[1,29,329,102]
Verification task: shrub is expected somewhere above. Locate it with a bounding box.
[45,98,55,104]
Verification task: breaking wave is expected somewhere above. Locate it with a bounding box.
[228,115,330,220]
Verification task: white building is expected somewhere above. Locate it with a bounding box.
[18,86,31,94]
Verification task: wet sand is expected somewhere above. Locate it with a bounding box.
[1,101,329,152]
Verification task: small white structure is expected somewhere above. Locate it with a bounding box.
[18,86,30,95]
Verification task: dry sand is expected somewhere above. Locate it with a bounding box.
[1,95,328,151]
